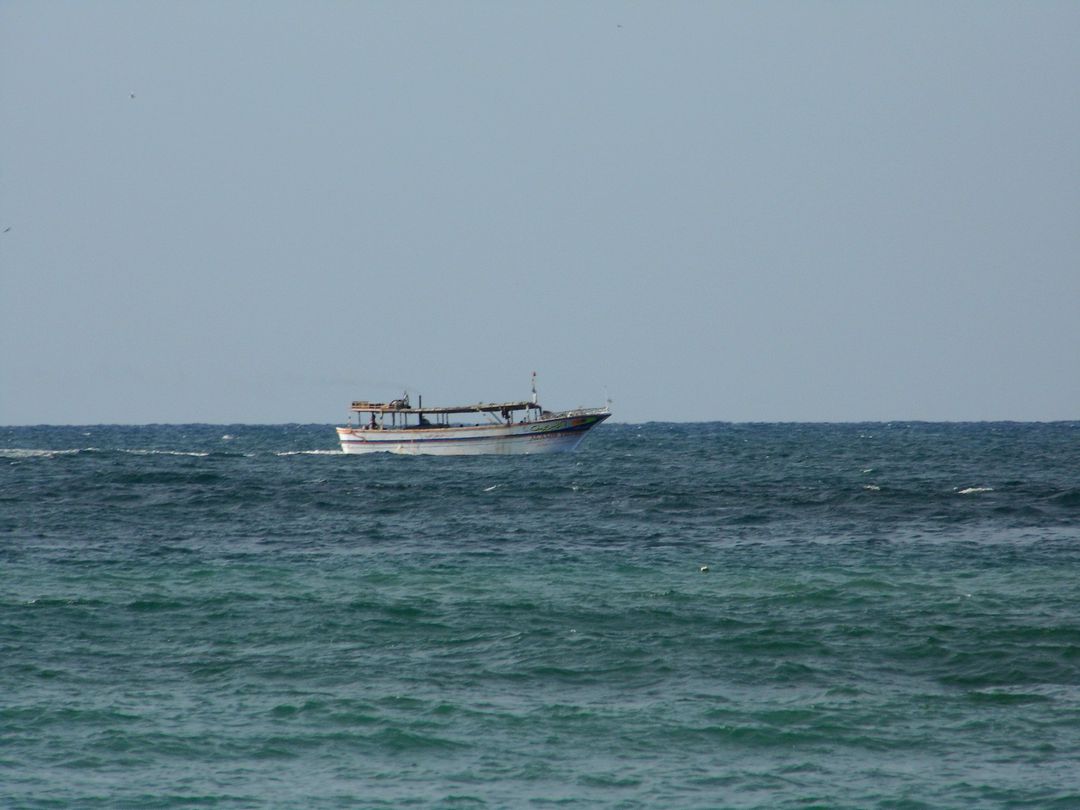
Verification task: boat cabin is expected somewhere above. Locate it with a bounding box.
[348,394,545,430]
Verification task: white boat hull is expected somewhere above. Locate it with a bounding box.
[337,410,610,455]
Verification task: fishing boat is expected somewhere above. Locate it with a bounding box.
[336,377,610,455]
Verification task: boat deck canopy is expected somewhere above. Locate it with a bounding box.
[350,399,541,415]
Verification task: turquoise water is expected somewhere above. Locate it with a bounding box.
[3,423,1080,808]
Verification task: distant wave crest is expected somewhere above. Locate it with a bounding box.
[0,448,81,459]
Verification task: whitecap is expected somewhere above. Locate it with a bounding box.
[483,485,498,492]
[958,486,994,495]
[121,449,210,457]
[0,448,81,459]
[275,450,343,456]
[863,484,881,491]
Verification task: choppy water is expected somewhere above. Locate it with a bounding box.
[3,422,1080,808]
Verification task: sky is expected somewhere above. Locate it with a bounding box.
[2,2,1078,424]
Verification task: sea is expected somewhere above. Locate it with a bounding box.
[3,422,1080,809]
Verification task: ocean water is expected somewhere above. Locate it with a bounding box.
[3,422,1080,809]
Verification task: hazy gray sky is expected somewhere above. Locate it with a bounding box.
[3,2,1078,424]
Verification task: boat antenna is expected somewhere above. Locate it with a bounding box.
[531,371,538,406]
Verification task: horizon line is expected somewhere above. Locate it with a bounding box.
[2,419,1077,428]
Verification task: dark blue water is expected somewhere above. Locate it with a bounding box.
[3,423,1080,808]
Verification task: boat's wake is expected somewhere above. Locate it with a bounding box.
[275,449,345,456]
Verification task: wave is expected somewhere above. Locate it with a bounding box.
[0,448,81,459]
[1,447,215,459]
[119,449,211,458]
[274,450,344,456]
